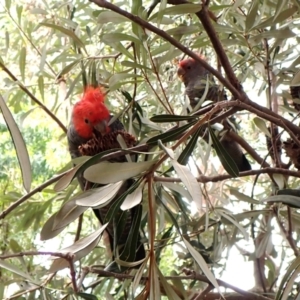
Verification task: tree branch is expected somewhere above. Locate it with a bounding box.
[0,173,65,220]
[154,167,300,183]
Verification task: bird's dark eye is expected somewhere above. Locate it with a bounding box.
[84,118,89,124]
[187,66,191,70]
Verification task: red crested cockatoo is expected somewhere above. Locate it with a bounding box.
[177,55,251,172]
[67,86,145,268]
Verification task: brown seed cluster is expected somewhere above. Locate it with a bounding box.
[78,130,136,157]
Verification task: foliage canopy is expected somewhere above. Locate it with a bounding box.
[1,0,300,299]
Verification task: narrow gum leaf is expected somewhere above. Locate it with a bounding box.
[278,189,300,197]
[229,188,259,204]
[149,4,201,19]
[102,33,140,44]
[40,212,68,240]
[49,225,107,273]
[0,260,35,283]
[245,0,259,31]
[273,0,286,21]
[150,114,197,123]
[116,134,133,162]
[273,173,285,190]
[84,161,156,184]
[264,195,300,208]
[98,11,128,24]
[253,117,271,137]
[119,205,143,263]
[54,163,84,192]
[217,209,249,240]
[149,261,161,300]
[183,238,222,294]
[158,140,175,159]
[121,181,144,210]
[19,47,26,81]
[0,94,31,192]
[147,120,197,145]
[75,181,124,207]
[177,126,202,165]
[157,267,182,300]
[171,161,202,210]
[39,22,86,49]
[275,257,300,300]
[52,198,88,230]
[208,127,239,177]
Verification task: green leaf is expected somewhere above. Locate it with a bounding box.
[172,161,202,209]
[150,4,201,19]
[102,33,140,44]
[273,1,286,21]
[253,117,271,138]
[57,59,81,77]
[121,180,145,210]
[245,0,259,32]
[166,25,200,36]
[157,267,182,300]
[0,94,31,192]
[217,209,249,240]
[38,75,44,100]
[150,114,198,123]
[121,60,152,71]
[249,28,295,45]
[19,47,26,81]
[183,238,222,294]
[84,161,156,184]
[118,205,143,264]
[40,22,86,49]
[5,0,11,10]
[147,120,197,145]
[108,73,141,90]
[158,140,175,159]
[0,260,35,282]
[40,212,70,240]
[52,197,89,231]
[278,189,300,197]
[275,256,300,300]
[30,8,48,14]
[252,6,298,30]
[75,181,124,207]
[264,195,300,208]
[54,163,85,192]
[97,11,129,24]
[77,293,97,300]
[208,127,239,177]
[230,189,259,204]
[49,225,107,273]
[177,126,202,165]
[273,174,285,189]
[16,5,23,23]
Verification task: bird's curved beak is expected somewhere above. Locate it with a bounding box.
[177,66,185,80]
[93,120,110,135]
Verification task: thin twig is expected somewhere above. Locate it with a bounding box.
[0,61,67,133]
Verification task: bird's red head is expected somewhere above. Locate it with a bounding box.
[177,54,206,84]
[72,86,111,139]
